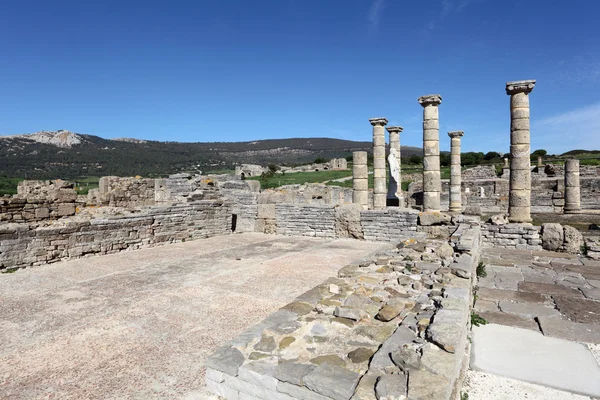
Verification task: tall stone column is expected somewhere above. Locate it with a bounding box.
[370,118,388,210]
[448,130,464,213]
[564,158,581,214]
[418,94,442,212]
[386,126,404,206]
[352,151,369,209]
[506,80,536,223]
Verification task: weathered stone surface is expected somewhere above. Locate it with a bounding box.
[274,362,316,386]
[391,345,421,371]
[376,305,402,322]
[310,355,346,368]
[348,347,376,363]
[418,212,451,226]
[562,225,583,254]
[435,243,454,259]
[553,295,600,324]
[477,311,540,331]
[476,287,546,303]
[518,281,582,298]
[282,301,314,315]
[498,300,559,318]
[254,335,277,353]
[205,346,245,376]
[542,223,563,251]
[407,369,451,400]
[537,315,600,344]
[303,363,361,400]
[375,374,407,400]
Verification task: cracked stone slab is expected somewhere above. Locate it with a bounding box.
[205,346,245,376]
[537,315,600,344]
[553,295,600,324]
[517,281,582,298]
[476,287,546,303]
[471,324,600,397]
[498,300,560,319]
[477,311,540,331]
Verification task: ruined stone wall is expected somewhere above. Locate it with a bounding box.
[218,180,259,233]
[274,204,336,238]
[258,184,353,207]
[0,180,77,222]
[89,176,156,208]
[360,208,419,242]
[481,223,542,250]
[462,165,497,180]
[0,200,232,270]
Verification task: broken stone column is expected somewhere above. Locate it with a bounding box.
[386,126,404,206]
[564,158,581,214]
[370,118,388,210]
[537,156,543,168]
[352,151,369,209]
[506,80,536,223]
[448,130,464,213]
[418,94,442,212]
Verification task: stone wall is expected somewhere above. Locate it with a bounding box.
[360,208,419,242]
[0,180,77,222]
[462,165,497,180]
[275,204,337,238]
[481,223,542,250]
[87,176,156,208]
[258,184,353,207]
[0,200,232,271]
[218,180,259,233]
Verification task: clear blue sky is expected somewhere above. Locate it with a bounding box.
[1,0,599,154]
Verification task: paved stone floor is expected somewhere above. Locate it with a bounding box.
[469,247,600,399]
[0,233,390,399]
[475,247,600,343]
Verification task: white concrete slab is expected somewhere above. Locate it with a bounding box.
[471,323,600,397]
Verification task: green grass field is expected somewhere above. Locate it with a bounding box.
[247,169,352,189]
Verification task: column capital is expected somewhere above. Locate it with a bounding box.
[369,117,388,126]
[418,94,442,107]
[448,130,464,138]
[386,126,403,133]
[506,80,536,95]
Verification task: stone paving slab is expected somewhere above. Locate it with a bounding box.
[0,233,391,399]
[471,324,600,397]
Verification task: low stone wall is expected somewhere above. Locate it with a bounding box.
[206,227,480,400]
[481,223,542,250]
[360,208,419,242]
[275,204,337,238]
[0,200,232,270]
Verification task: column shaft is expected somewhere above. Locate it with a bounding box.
[448,131,464,213]
[370,118,388,210]
[418,95,442,212]
[352,151,369,209]
[564,158,581,213]
[506,80,535,223]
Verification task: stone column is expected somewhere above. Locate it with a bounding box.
[448,130,464,213]
[506,80,536,223]
[418,94,442,212]
[564,158,581,214]
[537,156,543,168]
[370,118,388,210]
[352,151,369,209]
[386,126,404,206]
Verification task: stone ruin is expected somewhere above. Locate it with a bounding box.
[2,78,600,400]
[235,158,348,178]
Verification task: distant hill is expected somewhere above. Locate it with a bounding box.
[0,130,423,179]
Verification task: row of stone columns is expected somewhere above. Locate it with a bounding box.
[353,79,581,217]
